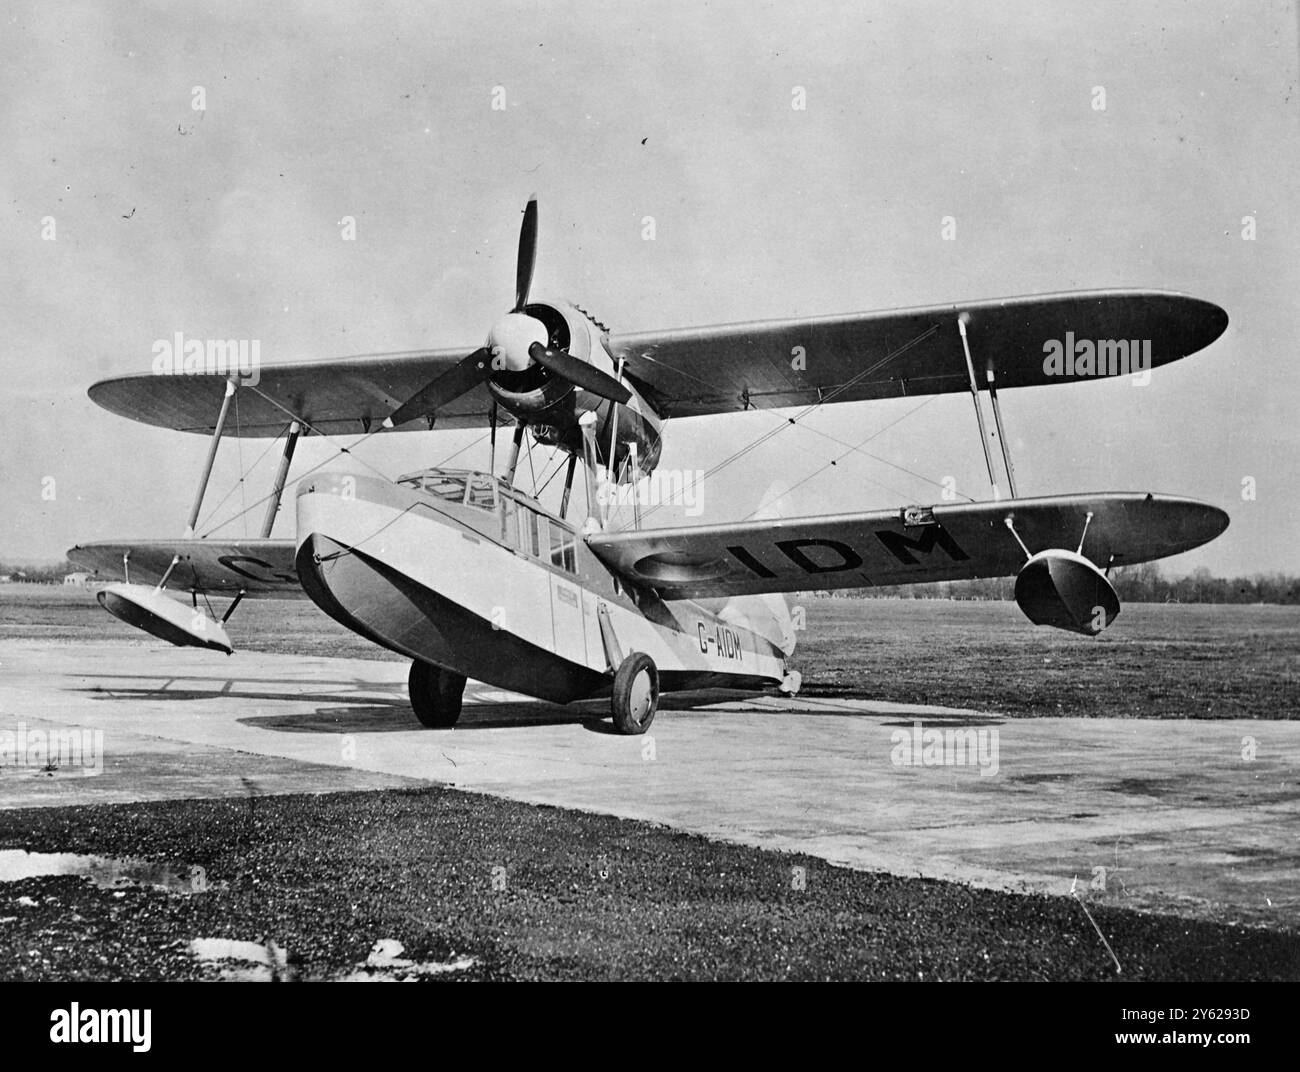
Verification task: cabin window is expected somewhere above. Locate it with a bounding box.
[548,523,577,574]
[519,508,539,557]
[500,497,518,549]
[510,505,574,572]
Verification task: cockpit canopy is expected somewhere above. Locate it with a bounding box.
[393,467,578,574]
[395,468,501,512]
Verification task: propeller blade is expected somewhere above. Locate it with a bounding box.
[529,342,632,404]
[384,347,492,428]
[513,197,538,313]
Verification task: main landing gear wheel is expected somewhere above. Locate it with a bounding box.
[408,661,466,728]
[611,652,658,735]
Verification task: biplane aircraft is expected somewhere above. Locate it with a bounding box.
[70,199,1230,734]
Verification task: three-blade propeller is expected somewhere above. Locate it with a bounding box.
[385,347,492,429]
[530,342,630,404]
[514,197,538,313]
[384,198,628,429]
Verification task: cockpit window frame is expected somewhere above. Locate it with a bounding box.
[395,468,577,574]
[396,468,505,514]
[466,474,496,511]
[423,472,471,505]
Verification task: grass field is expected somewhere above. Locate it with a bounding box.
[4,584,1296,720]
[795,598,1300,720]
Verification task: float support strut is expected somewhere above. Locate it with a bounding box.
[221,590,246,624]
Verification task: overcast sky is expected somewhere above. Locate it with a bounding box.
[2,0,1296,576]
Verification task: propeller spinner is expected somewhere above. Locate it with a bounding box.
[384,198,628,429]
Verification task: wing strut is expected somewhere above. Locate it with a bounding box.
[605,358,625,483]
[957,313,1001,499]
[260,421,301,538]
[559,452,579,519]
[578,411,604,532]
[628,441,642,529]
[505,422,526,483]
[986,366,1019,498]
[183,378,237,537]
[957,313,1020,500]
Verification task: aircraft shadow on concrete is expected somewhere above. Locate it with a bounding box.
[878,714,1005,728]
[75,674,410,710]
[237,691,780,734]
[239,704,604,734]
[706,697,1005,727]
[73,675,1002,730]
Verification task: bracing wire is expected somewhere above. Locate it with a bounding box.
[637,322,944,522]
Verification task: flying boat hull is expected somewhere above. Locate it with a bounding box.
[293,471,789,705]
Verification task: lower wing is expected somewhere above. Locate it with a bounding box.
[67,538,303,596]
[587,493,1228,599]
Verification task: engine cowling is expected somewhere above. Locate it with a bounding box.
[486,299,662,479]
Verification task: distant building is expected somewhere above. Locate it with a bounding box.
[0,574,10,583]
[63,572,90,586]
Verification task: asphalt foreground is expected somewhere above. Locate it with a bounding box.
[1,788,1297,982]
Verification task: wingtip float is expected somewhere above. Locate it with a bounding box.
[97,583,234,655]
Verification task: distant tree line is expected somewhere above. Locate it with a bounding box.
[1110,562,1299,604]
[0,560,78,584]
[4,557,1298,604]
[816,563,1300,605]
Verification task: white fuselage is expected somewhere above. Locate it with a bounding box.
[293,469,790,703]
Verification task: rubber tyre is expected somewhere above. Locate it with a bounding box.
[611,652,658,735]
[409,661,466,728]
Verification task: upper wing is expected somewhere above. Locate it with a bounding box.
[85,290,1227,437]
[88,348,493,438]
[67,539,305,597]
[586,493,1229,599]
[611,290,1228,418]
